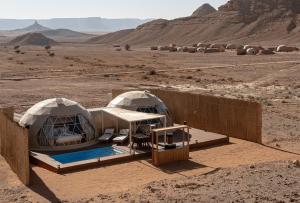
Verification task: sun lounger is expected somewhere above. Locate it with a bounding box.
[113,129,129,143]
[98,128,115,142]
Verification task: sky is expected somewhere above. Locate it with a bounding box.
[0,0,227,20]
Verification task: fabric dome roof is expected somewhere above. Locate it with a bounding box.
[19,98,93,139]
[107,91,167,111]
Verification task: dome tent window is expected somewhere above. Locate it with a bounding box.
[38,114,95,147]
[137,106,158,114]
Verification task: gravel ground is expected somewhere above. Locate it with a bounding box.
[81,161,300,203]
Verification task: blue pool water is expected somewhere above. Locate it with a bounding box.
[51,147,125,164]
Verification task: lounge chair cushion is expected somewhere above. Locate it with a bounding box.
[113,135,128,142]
[119,129,129,135]
[99,128,114,142]
[104,128,114,134]
[98,133,114,141]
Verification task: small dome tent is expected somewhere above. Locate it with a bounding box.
[19,98,96,151]
[107,90,172,126]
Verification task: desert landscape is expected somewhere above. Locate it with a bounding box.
[0,0,300,202]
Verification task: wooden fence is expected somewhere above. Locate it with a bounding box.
[112,89,262,143]
[0,108,30,185]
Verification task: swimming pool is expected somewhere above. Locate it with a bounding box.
[51,146,126,164]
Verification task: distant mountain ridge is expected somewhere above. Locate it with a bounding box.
[88,1,300,46]
[10,21,94,42]
[14,20,50,32]
[0,17,153,32]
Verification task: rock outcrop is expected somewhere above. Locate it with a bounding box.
[219,0,300,22]
[191,4,217,17]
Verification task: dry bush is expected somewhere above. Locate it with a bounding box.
[45,45,51,50]
[142,75,149,80]
[15,50,20,54]
[124,44,130,51]
[14,45,20,50]
[48,52,55,57]
[146,70,157,75]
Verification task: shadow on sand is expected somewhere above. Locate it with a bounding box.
[29,169,61,203]
[158,160,207,174]
[139,159,208,176]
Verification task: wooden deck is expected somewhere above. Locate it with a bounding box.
[30,127,229,173]
[188,128,229,149]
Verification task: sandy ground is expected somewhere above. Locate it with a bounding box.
[0,44,299,202]
[1,138,300,202]
[103,161,300,203]
[0,44,299,152]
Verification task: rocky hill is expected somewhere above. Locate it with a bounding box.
[9,33,58,46]
[40,29,94,42]
[14,21,50,32]
[88,0,300,46]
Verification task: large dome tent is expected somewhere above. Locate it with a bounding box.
[19,98,96,151]
[107,90,172,126]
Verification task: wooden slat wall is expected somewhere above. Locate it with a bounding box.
[0,108,30,185]
[112,89,262,143]
[153,146,189,166]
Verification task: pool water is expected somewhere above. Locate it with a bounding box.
[51,146,125,164]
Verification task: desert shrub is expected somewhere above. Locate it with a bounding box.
[124,44,130,51]
[45,45,51,50]
[15,50,20,54]
[48,52,55,57]
[142,75,149,80]
[14,45,20,50]
[21,52,25,54]
[146,70,157,75]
